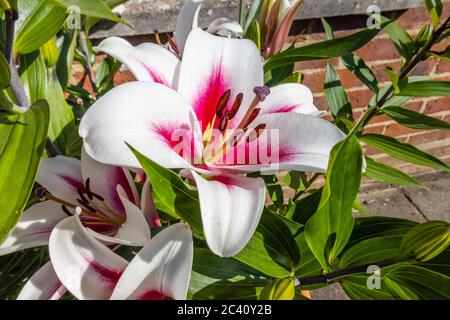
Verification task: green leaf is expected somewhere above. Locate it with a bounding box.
[15,0,67,54]
[0,51,10,90]
[397,80,450,97]
[291,188,322,224]
[341,54,379,93]
[245,20,261,50]
[39,37,59,67]
[264,22,390,71]
[339,236,404,268]
[235,209,300,277]
[360,134,450,172]
[129,146,202,230]
[384,20,415,61]
[130,147,297,278]
[243,0,263,34]
[322,18,378,93]
[324,61,352,119]
[305,136,363,271]
[50,0,128,25]
[424,0,443,28]
[56,29,78,91]
[46,68,75,153]
[382,105,450,130]
[384,263,450,299]
[364,157,423,187]
[189,248,267,300]
[84,0,128,32]
[0,100,50,243]
[400,221,450,262]
[19,50,46,103]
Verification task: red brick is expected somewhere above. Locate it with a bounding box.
[410,58,437,77]
[395,7,434,30]
[436,60,450,74]
[347,89,374,109]
[407,130,450,146]
[114,70,136,85]
[313,96,328,112]
[338,69,364,89]
[367,113,391,124]
[372,61,403,83]
[355,38,400,62]
[363,124,385,135]
[384,122,422,137]
[302,70,325,94]
[424,97,450,115]
[405,101,424,112]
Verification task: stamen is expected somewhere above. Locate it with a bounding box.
[35,187,48,201]
[246,123,266,143]
[228,93,243,120]
[253,86,271,102]
[153,29,162,46]
[218,111,229,131]
[61,205,73,216]
[77,188,89,204]
[243,108,261,129]
[167,34,180,55]
[215,89,231,118]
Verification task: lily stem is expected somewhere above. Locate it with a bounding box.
[4,9,30,108]
[296,260,394,287]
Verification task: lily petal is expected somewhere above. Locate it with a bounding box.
[141,178,161,228]
[178,28,264,132]
[81,148,139,215]
[17,262,67,300]
[37,156,83,205]
[175,0,203,55]
[258,83,323,116]
[0,201,67,256]
[212,113,345,173]
[110,223,193,300]
[94,37,180,87]
[88,185,151,246]
[79,81,202,169]
[49,215,128,300]
[191,170,265,257]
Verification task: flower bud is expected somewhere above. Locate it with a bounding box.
[260,277,295,300]
[400,221,450,262]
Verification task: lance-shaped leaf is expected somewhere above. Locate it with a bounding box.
[14,0,67,54]
[324,62,352,119]
[384,20,415,62]
[321,18,378,93]
[264,21,390,71]
[0,53,10,89]
[360,134,450,172]
[364,157,423,187]
[304,135,363,272]
[50,0,128,25]
[19,51,46,103]
[46,68,75,154]
[0,101,50,243]
[397,80,450,97]
[382,105,450,130]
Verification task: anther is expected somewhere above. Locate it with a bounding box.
[243,108,261,128]
[218,111,229,131]
[77,188,89,204]
[35,187,48,201]
[253,86,271,102]
[61,205,73,216]
[228,93,243,119]
[215,89,231,118]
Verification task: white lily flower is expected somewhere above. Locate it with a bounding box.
[0,149,155,257]
[45,215,192,300]
[80,28,345,257]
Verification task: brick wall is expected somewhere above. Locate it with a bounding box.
[83,5,449,176]
[293,6,450,175]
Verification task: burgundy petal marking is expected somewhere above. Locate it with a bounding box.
[193,65,229,132]
[89,260,123,287]
[140,62,170,87]
[60,175,84,190]
[138,290,168,300]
